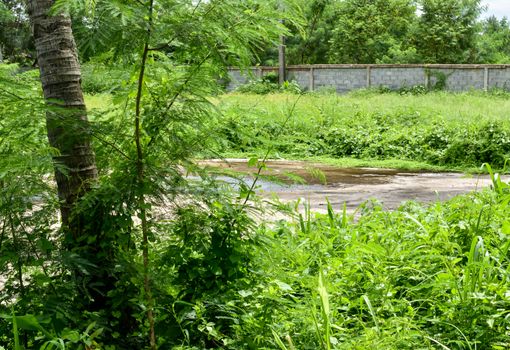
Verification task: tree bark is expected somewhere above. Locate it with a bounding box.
[27,0,97,236]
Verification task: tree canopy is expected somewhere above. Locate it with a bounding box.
[328,0,417,64]
[413,0,482,63]
[1,0,509,65]
[280,0,510,65]
[477,15,510,63]
[0,0,33,64]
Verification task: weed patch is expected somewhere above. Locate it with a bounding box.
[210,93,510,170]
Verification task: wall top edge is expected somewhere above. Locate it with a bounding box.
[228,64,510,71]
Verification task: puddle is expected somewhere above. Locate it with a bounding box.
[199,159,504,212]
[202,159,416,185]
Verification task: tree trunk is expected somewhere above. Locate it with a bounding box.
[27,0,97,236]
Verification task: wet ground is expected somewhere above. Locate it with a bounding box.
[201,159,505,212]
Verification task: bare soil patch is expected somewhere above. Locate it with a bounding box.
[201,159,505,212]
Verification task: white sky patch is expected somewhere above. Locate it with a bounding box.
[482,0,510,19]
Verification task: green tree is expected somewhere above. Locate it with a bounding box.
[285,0,337,64]
[25,0,109,344]
[1,0,298,347]
[27,0,98,237]
[0,0,33,64]
[476,16,510,63]
[414,0,482,63]
[328,0,418,64]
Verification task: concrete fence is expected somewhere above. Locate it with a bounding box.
[227,64,510,93]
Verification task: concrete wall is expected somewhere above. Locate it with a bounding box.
[370,67,424,89]
[488,67,510,90]
[227,64,510,93]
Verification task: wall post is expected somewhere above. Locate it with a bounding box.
[366,66,371,88]
[484,67,489,92]
[309,67,315,91]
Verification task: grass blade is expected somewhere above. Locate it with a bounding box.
[272,329,290,350]
[12,307,20,350]
[362,295,380,335]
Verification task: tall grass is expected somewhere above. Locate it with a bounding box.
[230,180,510,349]
[210,92,510,170]
[216,91,510,125]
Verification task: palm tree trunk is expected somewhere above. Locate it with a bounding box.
[26,3,141,343]
[27,0,97,236]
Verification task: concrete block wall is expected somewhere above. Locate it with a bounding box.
[488,67,510,89]
[227,69,249,90]
[427,68,485,91]
[227,64,510,93]
[287,68,310,90]
[227,68,266,90]
[370,67,424,89]
[313,68,367,92]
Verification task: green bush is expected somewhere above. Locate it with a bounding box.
[212,93,510,169]
[81,63,130,94]
[153,182,510,349]
[235,73,302,95]
[246,185,510,349]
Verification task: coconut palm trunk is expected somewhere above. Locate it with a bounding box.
[27,0,97,236]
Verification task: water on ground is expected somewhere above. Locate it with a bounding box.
[201,159,504,212]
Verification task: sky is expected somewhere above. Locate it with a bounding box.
[483,0,510,19]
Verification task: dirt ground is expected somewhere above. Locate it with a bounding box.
[201,159,506,212]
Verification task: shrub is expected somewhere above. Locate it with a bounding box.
[235,73,302,95]
[81,63,130,94]
[213,94,510,169]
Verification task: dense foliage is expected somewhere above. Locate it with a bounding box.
[2,0,510,348]
[0,0,33,64]
[213,91,510,170]
[477,16,510,64]
[1,0,510,65]
[0,0,297,347]
[328,0,418,64]
[255,179,510,349]
[263,0,510,65]
[3,62,510,348]
[414,0,482,63]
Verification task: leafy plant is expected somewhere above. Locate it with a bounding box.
[1,0,303,347]
[236,73,303,95]
[425,69,452,90]
[212,92,510,170]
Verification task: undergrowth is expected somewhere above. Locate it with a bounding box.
[153,166,510,349]
[3,60,510,348]
[252,185,510,349]
[211,92,510,170]
[234,73,303,95]
[144,170,510,349]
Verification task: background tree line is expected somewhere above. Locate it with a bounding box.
[265,0,510,65]
[2,0,510,65]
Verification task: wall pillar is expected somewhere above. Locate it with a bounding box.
[309,67,315,91]
[484,67,489,92]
